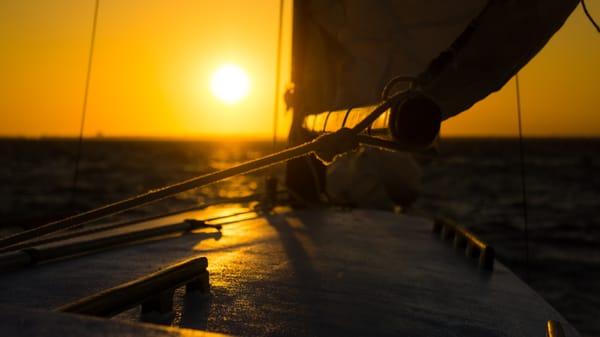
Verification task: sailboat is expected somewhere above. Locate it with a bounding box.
[0,1,587,336]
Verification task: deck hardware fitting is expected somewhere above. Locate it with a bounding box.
[453,234,467,250]
[184,219,222,231]
[56,256,209,317]
[186,270,211,294]
[141,289,175,314]
[546,320,565,337]
[433,218,495,270]
[440,225,454,241]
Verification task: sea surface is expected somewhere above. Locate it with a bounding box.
[1,138,599,336]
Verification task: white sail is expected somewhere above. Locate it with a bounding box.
[292,0,579,120]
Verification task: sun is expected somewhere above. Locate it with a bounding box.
[210,64,250,104]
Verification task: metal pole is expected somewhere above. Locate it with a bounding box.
[272,0,285,149]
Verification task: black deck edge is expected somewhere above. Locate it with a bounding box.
[0,250,34,271]
[433,218,495,271]
[56,256,210,317]
[1,304,231,337]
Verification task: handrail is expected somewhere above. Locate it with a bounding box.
[56,256,209,317]
[433,218,495,270]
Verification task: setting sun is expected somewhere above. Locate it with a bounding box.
[210,64,250,104]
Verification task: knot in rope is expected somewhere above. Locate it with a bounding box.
[313,128,359,165]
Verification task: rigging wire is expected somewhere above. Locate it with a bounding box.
[70,0,100,205]
[581,0,600,33]
[515,73,530,283]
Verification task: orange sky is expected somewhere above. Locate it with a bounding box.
[0,1,598,138]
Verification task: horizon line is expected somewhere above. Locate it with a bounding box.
[2,134,600,141]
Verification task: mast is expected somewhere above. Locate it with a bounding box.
[272,0,285,150]
[288,0,306,143]
[285,0,326,204]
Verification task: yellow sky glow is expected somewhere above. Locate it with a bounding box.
[0,1,598,138]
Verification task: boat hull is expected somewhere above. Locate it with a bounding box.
[0,205,580,336]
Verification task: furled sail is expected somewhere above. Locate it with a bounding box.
[291,0,579,121]
[286,0,579,202]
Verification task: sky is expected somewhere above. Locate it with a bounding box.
[0,0,598,139]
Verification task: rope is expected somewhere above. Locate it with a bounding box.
[341,107,353,127]
[356,135,433,155]
[0,193,268,253]
[0,131,362,250]
[380,76,416,100]
[0,87,407,250]
[581,0,600,33]
[515,74,530,282]
[0,140,312,250]
[70,0,100,204]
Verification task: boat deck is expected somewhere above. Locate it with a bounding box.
[0,204,580,336]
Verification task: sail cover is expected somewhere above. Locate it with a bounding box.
[292,0,579,120]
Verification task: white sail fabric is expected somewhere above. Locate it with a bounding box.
[293,0,578,119]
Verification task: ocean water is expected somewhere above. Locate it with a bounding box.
[1,138,599,336]
[414,138,600,337]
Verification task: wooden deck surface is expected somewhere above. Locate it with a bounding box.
[0,205,581,336]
